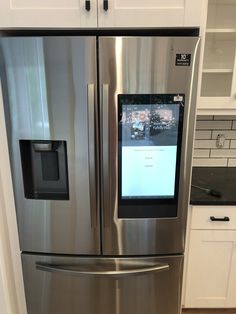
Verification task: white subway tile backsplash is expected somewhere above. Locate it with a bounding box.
[197,115,214,121]
[214,115,236,120]
[230,140,236,148]
[193,158,228,167]
[195,130,212,140]
[196,120,232,130]
[228,159,236,167]
[195,139,230,149]
[194,149,210,158]
[212,130,236,139]
[194,116,236,167]
[211,149,236,158]
[232,121,236,129]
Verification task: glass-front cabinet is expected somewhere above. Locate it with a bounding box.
[199,0,236,112]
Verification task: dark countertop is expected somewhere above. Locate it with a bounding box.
[190,167,236,205]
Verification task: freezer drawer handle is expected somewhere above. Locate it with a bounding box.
[210,216,230,222]
[36,262,169,278]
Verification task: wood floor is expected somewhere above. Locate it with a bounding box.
[182,310,236,314]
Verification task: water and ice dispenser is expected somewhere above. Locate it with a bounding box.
[19,140,69,200]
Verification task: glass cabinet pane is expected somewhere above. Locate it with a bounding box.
[201,73,233,97]
[201,0,236,99]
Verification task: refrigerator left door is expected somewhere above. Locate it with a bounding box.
[0,36,100,254]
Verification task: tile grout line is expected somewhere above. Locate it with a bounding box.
[194,116,236,167]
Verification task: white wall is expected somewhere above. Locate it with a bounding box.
[0,82,27,314]
[0,223,10,314]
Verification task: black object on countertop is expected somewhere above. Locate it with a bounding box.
[191,167,236,205]
[192,184,222,198]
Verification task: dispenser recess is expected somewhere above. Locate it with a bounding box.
[19,140,69,200]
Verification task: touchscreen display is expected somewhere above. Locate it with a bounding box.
[120,97,183,200]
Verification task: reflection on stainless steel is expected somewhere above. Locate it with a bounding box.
[99,36,200,255]
[22,254,182,314]
[0,37,100,254]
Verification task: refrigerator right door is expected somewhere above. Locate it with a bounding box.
[99,36,200,255]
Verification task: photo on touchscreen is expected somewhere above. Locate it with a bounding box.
[121,102,181,200]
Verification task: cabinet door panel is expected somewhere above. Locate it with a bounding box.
[98,0,203,28]
[185,230,236,308]
[0,0,97,28]
[198,0,236,113]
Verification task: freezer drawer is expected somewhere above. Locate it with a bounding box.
[22,253,183,314]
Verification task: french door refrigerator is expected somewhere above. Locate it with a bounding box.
[0,31,200,314]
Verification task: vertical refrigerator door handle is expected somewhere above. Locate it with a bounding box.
[87,84,97,228]
[102,84,110,227]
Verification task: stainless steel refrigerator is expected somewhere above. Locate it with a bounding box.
[0,31,200,314]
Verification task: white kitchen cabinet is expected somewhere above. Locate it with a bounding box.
[97,0,204,28]
[184,206,236,308]
[0,0,203,28]
[185,229,236,308]
[0,0,98,28]
[198,0,236,114]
